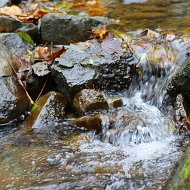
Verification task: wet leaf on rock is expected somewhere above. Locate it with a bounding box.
[16,32,35,46]
[92,28,108,39]
[49,46,67,61]
[32,46,51,61]
[32,9,48,20]
[31,46,66,61]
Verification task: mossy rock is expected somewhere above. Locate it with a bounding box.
[167,148,190,190]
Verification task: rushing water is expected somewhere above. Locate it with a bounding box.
[1,0,190,190]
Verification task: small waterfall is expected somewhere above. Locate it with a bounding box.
[101,30,190,145]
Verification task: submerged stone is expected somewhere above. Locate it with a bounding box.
[51,37,138,103]
[40,13,109,44]
[70,114,109,132]
[22,91,67,133]
[73,89,108,116]
[0,46,30,125]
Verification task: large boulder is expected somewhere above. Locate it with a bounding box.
[0,33,33,56]
[165,56,190,114]
[40,13,109,44]
[22,91,67,133]
[73,89,108,115]
[0,45,30,125]
[50,36,138,103]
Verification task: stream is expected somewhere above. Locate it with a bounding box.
[1,0,190,189]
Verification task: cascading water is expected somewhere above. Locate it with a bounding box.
[100,30,190,146]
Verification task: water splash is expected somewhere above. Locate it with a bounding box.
[102,93,173,145]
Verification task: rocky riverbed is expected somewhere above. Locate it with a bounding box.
[1,0,190,190]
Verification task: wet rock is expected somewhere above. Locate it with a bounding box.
[51,38,138,103]
[108,97,123,108]
[166,56,190,113]
[22,91,67,133]
[0,16,22,32]
[0,0,21,7]
[70,114,109,132]
[73,89,108,116]
[25,70,54,100]
[11,0,21,4]
[16,23,39,42]
[0,33,33,56]
[0,0,10,8]
[0,16,38,41]
[0,46,30,125]
[173,94,190,132]
[40,13,109,44]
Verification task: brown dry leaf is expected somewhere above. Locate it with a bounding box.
[85,82,95,89]
[32,46,66,61]
[92,28,108,39]
[186,116,190,125]
[33,9,48,19]
[49,46,66,61]
[0,5,24,16]
[33,46,51,61]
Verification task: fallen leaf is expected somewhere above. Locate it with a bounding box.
[33,46,51,61]
[31,46,66,62]
[33,9,48,19]
[92,28,108,39]
[85,82,95,89]
[49,46,67,61]
[0,5,24,16]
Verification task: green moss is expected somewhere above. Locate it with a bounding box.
[179,148,190,183]
[16,32,35,46]
[168,147,190,190]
